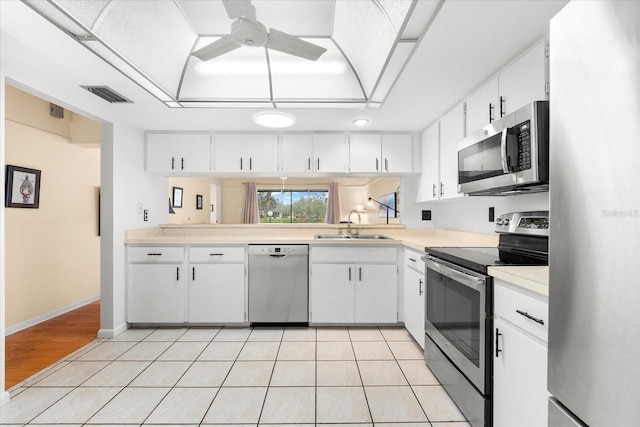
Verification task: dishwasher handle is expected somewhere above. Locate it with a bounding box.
[269,254,287,258]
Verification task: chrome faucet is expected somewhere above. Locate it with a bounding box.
[347,209,361,236]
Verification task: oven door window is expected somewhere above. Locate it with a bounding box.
[426,268,482,368]
[458,133,504,184]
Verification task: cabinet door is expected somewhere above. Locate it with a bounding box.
[281,134,313,173]
[128,264,185,323]
[382,134,413,173]
[349,134,381,173]
[146,133,179,173]
[498,40,548,116]
[177,134,211,172]
[188,264,245,323]
[310,263,354,323]
[313,134,348,173]
[245,134,279,172]
[439,103,465,200]
[493,318,548,427]
[355,264,397,323]
[404,267,425,347]
[213,134,245,172]
[465,77,500,134]
[417,122,440,202]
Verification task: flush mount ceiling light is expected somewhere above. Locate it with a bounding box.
[353,118,370,126]
[23,0,443,108]
[253,111,296,128]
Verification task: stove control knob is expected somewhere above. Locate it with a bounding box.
[503,218,511,225]
[495,218,503,225]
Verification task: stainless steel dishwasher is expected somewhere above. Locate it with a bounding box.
[248,245,309,325]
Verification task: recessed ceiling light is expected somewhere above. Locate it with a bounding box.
[353,118,369,126]
[253,111,297,128]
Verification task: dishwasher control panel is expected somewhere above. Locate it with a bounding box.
[248,245,309,256]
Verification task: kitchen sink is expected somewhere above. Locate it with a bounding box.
[314,234,391,240]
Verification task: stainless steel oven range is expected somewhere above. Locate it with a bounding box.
[422,211,549,427]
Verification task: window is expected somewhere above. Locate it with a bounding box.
[258,189,328,223]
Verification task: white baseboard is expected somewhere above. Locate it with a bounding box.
[1,391,10,407]
[5,295,100,336]
[97,322,128,339]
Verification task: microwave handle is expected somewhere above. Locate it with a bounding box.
[501,127,519,172]
[500,128,510,173]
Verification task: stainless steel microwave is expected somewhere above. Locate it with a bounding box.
[457,100,549,196]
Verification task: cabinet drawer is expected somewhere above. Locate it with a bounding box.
[311,246,397,263]
[494,280,548,342]
[189,246,245,263]
[128,246,184,263]
[404,249,425,274]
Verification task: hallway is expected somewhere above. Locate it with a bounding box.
[4,300,100,389]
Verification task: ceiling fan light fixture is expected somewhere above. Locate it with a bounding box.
[353,118,370,126]
[253,111,297,128]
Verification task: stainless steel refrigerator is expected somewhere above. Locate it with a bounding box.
[548,1,640,425]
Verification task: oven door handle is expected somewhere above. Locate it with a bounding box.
[424,256,485,290]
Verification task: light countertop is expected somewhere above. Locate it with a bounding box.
[488,266,549,296]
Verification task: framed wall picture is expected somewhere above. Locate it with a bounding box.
[5,165,41,208]
[196,194,203,210]
[172,186,183,208]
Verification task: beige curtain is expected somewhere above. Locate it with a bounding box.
[326,182,341,224]
[242,182,259,224]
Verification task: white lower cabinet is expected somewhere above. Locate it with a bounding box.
[493,279,549,427]
[127,245,246,324]
[127,246,186,323]
[403,249,425,347]
[310,246,398,324]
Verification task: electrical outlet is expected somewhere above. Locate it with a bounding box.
[422,210,432,221]
[143,209,148,222]
[489,207,495,222]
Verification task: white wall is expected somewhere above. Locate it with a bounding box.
[402,175,549,234]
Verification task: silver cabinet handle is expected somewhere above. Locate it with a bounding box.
[307,158,311,171]
[192,267,195,281]
[171,157,175,170]
[495,328,502,358]
[209,253,224,256]
[176,267,180,281]
[359,267,362,282]
[181,157,184,170]
[240,157,243,170]
[418,278,423,295]
[376,158,379,172]
[249,157,253,170]
[348,267,351,281]
[439,182,444,197]
[384,158,389,172]
[432,184,436,198]
[316,158,320,171]
[147,253,162,256]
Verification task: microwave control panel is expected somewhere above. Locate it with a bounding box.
[517,120,532,170]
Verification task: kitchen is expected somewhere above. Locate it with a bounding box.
[1,1,639,426]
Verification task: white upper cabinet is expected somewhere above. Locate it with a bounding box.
[382,134,413,173]
[465,77,500,134]
[146,133,211,173]
[465,39,548,134]
[213,134,279,173]
[498,39,548,116]
[280,134,314,173]
[349,134,382,173]
[313,134,349,173]
[417,122,440,202]
[349,133,413,173]
[439,102,465,200]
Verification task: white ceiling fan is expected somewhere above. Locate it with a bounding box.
[191,0,327,62]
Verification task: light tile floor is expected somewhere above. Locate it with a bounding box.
[1,326,470,427]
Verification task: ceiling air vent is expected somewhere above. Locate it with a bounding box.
[81,86,133,104]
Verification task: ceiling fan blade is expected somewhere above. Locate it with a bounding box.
[192,35,240,61]
[222,0,256,21]
[265,28,327,61]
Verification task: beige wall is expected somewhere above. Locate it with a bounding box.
[4,86,101,328]
[168,177,213,224]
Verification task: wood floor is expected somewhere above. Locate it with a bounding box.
[4,300,100,389]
